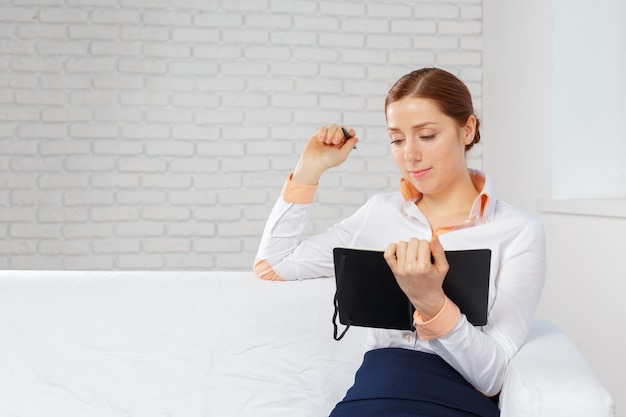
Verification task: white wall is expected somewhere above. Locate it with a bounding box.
[483,0,624,413]
[552,0,626,199]
[0,0,483,271]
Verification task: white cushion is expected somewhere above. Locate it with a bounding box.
[500,320,614,416]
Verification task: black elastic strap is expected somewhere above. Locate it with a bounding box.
[332,290,350,341]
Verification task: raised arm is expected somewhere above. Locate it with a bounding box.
[253,125,359,281]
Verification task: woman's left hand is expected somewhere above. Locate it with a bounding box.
[383,236,449,321]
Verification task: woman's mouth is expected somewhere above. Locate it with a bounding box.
[409,168,431,179]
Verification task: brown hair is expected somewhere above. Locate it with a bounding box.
[385,68,481,152]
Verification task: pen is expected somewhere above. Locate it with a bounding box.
[341,127,357,149]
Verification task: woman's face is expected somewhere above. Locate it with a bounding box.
[386,97,475,197]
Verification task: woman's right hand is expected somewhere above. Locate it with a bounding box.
[292,124,359,185]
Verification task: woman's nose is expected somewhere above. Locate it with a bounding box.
[404,138,421,161]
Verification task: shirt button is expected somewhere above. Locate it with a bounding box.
[406,334,412,344]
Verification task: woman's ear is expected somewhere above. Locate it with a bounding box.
[463,115,477,145]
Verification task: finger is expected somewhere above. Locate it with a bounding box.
[417,239,433,270]
[321,125,336,145]
[383,243,398,271]
[316,126,328,143]
[320,123,334,145]
[394,240,408,269]
[343,127,359,150]
[344,135,359,150]
[338,132,359,151]
[430,235,449,272]
[327,124,344,145]
[407,237,420,265]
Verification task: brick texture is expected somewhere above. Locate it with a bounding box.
[1,0,483,271]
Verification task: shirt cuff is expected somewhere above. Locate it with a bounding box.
[413,296,461,340]
[281,173,318,204]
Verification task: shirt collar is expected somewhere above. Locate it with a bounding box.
[399,169,496,222]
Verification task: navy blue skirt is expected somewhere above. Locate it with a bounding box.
[329,348,500,417]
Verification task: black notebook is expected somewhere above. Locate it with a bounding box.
[332,247,491,340]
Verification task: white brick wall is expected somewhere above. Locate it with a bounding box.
[1,0,483,271]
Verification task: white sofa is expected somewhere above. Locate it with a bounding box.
[0,270,614,417]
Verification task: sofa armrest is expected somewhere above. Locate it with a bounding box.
[500,320,614,417]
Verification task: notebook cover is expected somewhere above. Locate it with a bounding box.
[333,247,491,331]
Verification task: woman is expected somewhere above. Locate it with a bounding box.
[254,68,546,416]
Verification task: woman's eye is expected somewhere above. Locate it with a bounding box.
[390,138,405,145]
[420,134,436,140]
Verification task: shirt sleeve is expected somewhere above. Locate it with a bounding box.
[253,174,364,281]
[413,296,461,339]
[427,221,547,396]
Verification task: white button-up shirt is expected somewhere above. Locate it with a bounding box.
[254,170,546,396]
